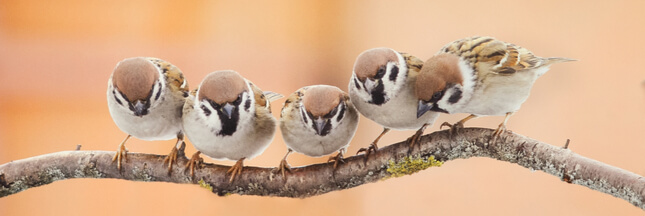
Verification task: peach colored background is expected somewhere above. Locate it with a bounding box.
[1,0,644,215]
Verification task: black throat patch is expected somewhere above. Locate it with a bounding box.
[216,106,240,136]
[369,80,387,105]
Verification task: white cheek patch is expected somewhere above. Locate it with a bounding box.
[113,90,128,109]
[350,73,374,103]
[457,59,476,92]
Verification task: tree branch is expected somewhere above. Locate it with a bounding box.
[1,128,643,209]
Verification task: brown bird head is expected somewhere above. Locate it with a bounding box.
[415,54,463,117]
[301,85,345,136]
[112,57,160,116]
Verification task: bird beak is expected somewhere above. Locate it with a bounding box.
[314,117,330,136]
[133,100,148,117]
[417,100,433,118]
[221,103,235,119]
[364,78,376,92]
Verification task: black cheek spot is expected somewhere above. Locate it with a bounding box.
[244,99,251,111]
[154,84,162,100]
[448,89,463,104]
[336,104,345,122]
[353,78,361,90]
[114,95,123,106]
[301,109,308,124]
[389,65,399,81]
[201,105,211,116]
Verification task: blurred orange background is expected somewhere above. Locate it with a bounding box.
[1,0,644,215]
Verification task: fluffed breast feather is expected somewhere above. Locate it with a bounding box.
[439,36,574,77]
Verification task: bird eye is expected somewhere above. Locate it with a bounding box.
[324,106,339,119]
[208,100,221,109]
[374,65,386,79]
[432,92,442,99]
[235,94,243,104]
[200,105,212,116]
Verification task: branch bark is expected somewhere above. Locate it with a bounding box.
[0,128,643,210]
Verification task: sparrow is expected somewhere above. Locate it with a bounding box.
[275,85,359,176]
[107,57,189,172]
[349,48,440,157]
[415,36,574,141]
[182,70,282,182]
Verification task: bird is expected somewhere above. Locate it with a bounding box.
[349,47,441,158]
[275,85,359,176]
[182,70,282,182]
[107,57,189,172]
[415,36,574,141]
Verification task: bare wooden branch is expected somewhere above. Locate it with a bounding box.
[0,128,643,210]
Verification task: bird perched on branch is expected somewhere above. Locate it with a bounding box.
[349,48,440,158]
[107,57,189,172]
[415,36,574,141]
[275,85,359,175]
[183,70,281,182]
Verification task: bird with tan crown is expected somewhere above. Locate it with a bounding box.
[106,57,189,172]
[349,48,441,157]
[275,85,359,175]
[182,70,282,182]
[415,36,574,141]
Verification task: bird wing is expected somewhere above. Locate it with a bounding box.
[438,36,574,77]
[400,52,424,74]
[279,87,307,118]
[146,57,190,96]
[248,81,283,111]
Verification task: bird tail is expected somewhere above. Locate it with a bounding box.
[544,57,576,65]
[263,91,284,102]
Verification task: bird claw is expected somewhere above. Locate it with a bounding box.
[406,131,423,155]
[227,158,245,183]
[273,159,292,177]
[491,124,507,144]
[440,121,464,138]
[112,144,128,171]
[407,124,429,154]
[356,143,378,164]
[184,151,203,178]
[163,145,180,175]
[327,151,345,170]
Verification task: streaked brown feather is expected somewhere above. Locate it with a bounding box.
[439,36,575,76]
[147,58,189,94]
[400,52,424,74]
[280,87,307,118]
